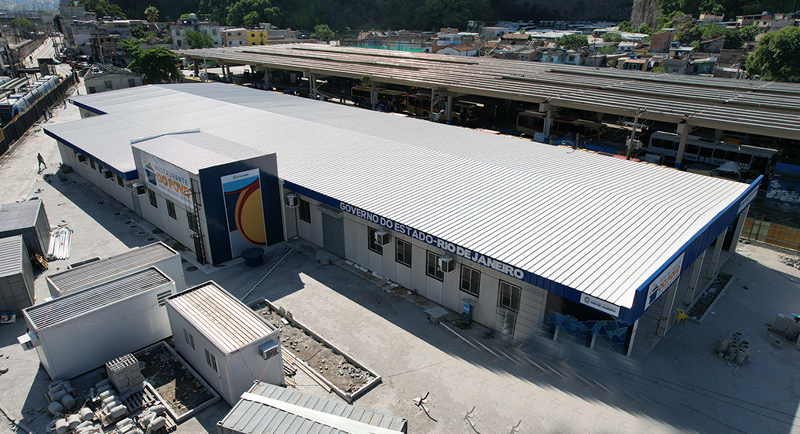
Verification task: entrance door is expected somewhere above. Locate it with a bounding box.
[322,213,345,258]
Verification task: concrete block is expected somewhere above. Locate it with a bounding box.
[774,314,790,332]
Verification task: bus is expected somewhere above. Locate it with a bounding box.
[515,110,604,139]
[645,131,778,174]
[350,86,408,112]
[405,93,478,125]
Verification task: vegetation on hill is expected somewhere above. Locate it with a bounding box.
[85,0,627,31]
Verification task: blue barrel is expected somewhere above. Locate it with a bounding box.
[241,248,264,267]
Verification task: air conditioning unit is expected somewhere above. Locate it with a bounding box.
[257,340,278,360]
[438,255,455,273]
[77,153,87,163]
[17,332,39,351]
[626,138,643,150]
[133,183,146,195]
[103,170,114,179]
[374,230,390,246]
[285,193,299,208]
[644,153,665,165]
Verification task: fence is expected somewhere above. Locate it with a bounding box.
[741,217,800,250]
[0,73,77,156]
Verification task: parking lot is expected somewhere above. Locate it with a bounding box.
[2,89,800,433]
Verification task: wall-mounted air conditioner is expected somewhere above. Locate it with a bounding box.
[103,170,114,179]
[285,193,298,208]
[133,183,146,195]
[258,340,278,360]
[17,332,39,351]
[374,230,390,246]
[438,255,455,273]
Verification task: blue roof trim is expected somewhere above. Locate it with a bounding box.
[69,99,106,115]
[43,129,138,181]
[285,176,758,325]
[627,175,762,322]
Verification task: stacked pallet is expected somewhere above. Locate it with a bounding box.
[106,354,143,394]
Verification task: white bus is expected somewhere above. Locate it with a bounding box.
[645,131,777,174]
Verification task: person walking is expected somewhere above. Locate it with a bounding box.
[37,153,46,170]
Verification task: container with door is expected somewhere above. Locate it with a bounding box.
[0,235,35,315]
[0,199,50,256]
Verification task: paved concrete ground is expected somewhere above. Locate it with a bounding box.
[2,87,800,433]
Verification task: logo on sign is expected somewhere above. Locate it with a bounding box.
[646,253,684,309]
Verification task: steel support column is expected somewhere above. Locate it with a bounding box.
[706,231,726,278]
[683,251,706,305]
[728,204,750,253]
[674,122,691,168]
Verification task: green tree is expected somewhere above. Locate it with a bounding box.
[602,32,623,42]
[130,26,151,39]
[554,34,588,50]
[184,30,214,48]
[651,66,666,73]
[81,0,107,17]
[12,17,35,32]
[226,0,279,27]
[53,14,62,33]
[128,46,181,83]
[107,4,127,19]
[145,5,159,22]
[243,11,260,28]
[638,23,653,35]
[598,45,617,54]
[312,23,335,41]
[746,27,800,81]
[618,20,633,32]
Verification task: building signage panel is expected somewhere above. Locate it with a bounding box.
[141,151,193,206]
[579,294,621,317]
[645,252,684,309]
[738,186,758,214]
[338,201,526,280]
[221,169,266,257]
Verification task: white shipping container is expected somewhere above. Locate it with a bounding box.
[23,267,176,381]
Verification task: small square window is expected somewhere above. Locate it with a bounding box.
[299,199,310,223]
[117,175,124,187]
[395,239,412,267]
[128,78,135,87]
[368,227,383,255]
[89,160,96,170]
[426,251,444,281]
[167,200,176,219]
[97,164,104,173]
[460,265,480,297]
[499,281,521,312]
[183,329,195,350]
[148,189,157,208]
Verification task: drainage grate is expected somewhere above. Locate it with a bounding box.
[129,225,138,229]
[113,212,121,216]
[146,237,156,242]
[124,220,133,225]
[137,231,146,235]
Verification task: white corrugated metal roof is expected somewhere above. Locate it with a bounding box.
[219,382,407,434]
[0,235,23,278]
[46,83,751,309]
[167,282,275,354]
[0,200,42,231]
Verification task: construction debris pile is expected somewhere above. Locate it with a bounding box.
[780,255,800,269]
[714,331,750,366]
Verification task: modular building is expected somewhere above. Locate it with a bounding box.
[165,281,283,405]
[46,241,186,298]
[44,83,757,357]
[219,381,407,434]
[21,267,176,381]
[0,235,35,314]
[0,199,50,256]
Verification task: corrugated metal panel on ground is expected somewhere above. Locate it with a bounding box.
[219,382,407,434]
[48,242,176,295]
[0,235,23,278]
[43,84,750,310]
[167,282,274,354]
[26,267,170,329]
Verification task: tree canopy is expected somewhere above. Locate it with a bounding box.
[312,24,335,41]
[12,18,35,32]
[184,30,214,48]
[746,27,800,82]
[555,34,589,50]
[145,5,159,21]
[128,46,182,83]
[81,0,126,18]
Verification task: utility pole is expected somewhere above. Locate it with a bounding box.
[626,107,647,160]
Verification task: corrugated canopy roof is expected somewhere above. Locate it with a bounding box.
[167,282,275,354]
[174,44,800,139]
[45,84,751,311]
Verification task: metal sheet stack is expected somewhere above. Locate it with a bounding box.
[47,227,72,260]
[105,354,143,394]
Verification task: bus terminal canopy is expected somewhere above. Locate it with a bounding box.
[177,44,800,141]
[45,83,757,323]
